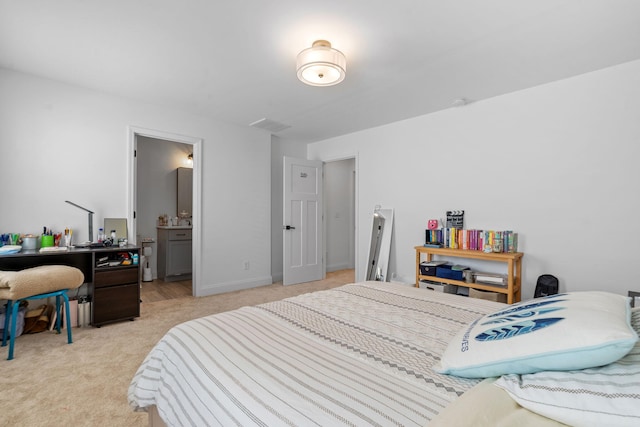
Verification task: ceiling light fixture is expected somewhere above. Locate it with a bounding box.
[296,40,346,87]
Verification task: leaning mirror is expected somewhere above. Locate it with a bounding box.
[365,207,394,281]
[177,167,193,218]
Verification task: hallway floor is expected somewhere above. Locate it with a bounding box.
[140,269,356,303]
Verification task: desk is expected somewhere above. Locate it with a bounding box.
[0,245,140,326]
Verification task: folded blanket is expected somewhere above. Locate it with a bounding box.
[0,265,84,300]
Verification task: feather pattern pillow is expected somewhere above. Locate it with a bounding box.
[434,292,638,378]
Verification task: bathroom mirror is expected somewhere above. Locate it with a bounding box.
[177,167,193,217]
[365,208,394,281]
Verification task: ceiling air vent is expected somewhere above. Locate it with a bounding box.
[249,118,291,133]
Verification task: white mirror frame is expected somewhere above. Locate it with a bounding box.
[366,207,394,281]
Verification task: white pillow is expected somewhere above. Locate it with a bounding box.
[495,308,640,427]
[434,292,638,378]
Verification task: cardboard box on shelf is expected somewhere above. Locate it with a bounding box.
[469,288,507,303]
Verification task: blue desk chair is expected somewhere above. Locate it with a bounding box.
[1,265,84,360]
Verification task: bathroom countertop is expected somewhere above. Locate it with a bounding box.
[156,225,192,230]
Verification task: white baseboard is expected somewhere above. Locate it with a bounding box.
[326,262,350,272]
[195,275,273,297]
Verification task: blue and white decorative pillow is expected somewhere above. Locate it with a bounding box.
[495,308,640,427]
[434,291,638,378]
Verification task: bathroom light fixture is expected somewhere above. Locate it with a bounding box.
[185,152,193,166]
[296,40,346,86]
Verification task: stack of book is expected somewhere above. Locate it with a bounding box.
[96,256,109,268]
[473,272,508,287]
[425,228,518,253]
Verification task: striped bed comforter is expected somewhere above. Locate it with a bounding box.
[128,281,505,426]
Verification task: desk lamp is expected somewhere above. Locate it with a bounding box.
[65,200,94,243]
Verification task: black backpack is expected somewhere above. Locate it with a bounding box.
[534,274,559,298]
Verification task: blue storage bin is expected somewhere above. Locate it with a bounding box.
[436,265,467,281]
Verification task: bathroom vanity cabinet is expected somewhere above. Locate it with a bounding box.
[157,226,192,281]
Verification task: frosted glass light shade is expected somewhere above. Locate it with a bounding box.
[296,40,346,86]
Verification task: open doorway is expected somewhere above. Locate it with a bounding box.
[127,126,202,297]
[136,137,191,284]
[324,158,356,275]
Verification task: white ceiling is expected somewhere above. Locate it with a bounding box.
[2,1,640,144]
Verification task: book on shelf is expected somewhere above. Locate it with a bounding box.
[474,272,508,286]
[423,227,518,253]
[423,242,442,248]
[422,260,448,267]
[506,231,519,253]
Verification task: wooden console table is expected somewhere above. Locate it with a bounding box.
[415,246,524,304]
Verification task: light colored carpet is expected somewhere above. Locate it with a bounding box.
[1,270,353,426]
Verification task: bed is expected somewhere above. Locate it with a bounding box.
[129,281,640,426]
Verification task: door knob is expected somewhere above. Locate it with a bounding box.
[283,225,296,230]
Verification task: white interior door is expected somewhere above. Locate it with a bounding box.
[283,156,323,286]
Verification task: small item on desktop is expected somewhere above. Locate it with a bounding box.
[21,235,38,250]
[63,228,73,247]
[118,252,132,265]
[41,228,54,248]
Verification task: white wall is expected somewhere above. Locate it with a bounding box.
[0,69,272,296]
[308,59,640,300]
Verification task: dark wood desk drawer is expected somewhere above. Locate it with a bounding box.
[92,283,140,326]
[94,267,138,288]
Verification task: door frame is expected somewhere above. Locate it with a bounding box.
[127,126,203,295]
[318,153,360,281]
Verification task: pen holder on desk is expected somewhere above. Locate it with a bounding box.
[41,235,54,248]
